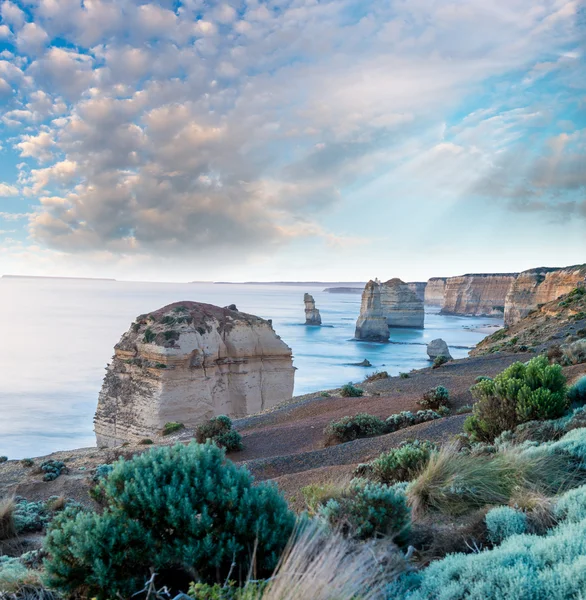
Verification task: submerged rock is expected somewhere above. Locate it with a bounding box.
[304,293,322,325]
[94,301,295,447]
[427,338,452,360]
[355,281,390,342]
[380,278,425,328]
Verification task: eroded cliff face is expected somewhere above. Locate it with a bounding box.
[380,279,424,328]
[407,282,427,302]
[504,265,586,326]
[94,302,295,447]
[425,278,446,306]
[355,280,389,342]
[304,293,322,325]
[440,274,517,317]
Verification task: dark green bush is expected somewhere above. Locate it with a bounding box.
[142,327,156,343]
[41,460,66,482]
[433,355,449,368]
[339,383,364,397]
[195,415,243,452]
[358,440,437,485]
[162,421,184,435]
[324,413,386,446]
[464,356,568,442]
[317,479,410,543]
[0,456,7,463]
[419,386,450,410]
[21,458,34,467]
[44,443,295,599]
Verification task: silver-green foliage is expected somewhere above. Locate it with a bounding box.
[554,484,586,524]
[43,442,295,599]
[485,506,527,544]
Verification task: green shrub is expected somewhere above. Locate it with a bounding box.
[386,410,441,432]
[485,506,527,544]
[301,481,351,515]
[21,458,34,467]
[456,405,473,415]
[162,421,184,435]
[139,438,154,445]
[391,511,586,599]
[317,479,410,543]
[195,415,243,452]
[142,327,156,343]
[0,558,43,593]
[561,339,586,365]
[419,385,450,410]
[188,581,266,599]
[568,376,586,405]
[433,355,449,368]
[44,443,295,598]
[400,372,410,379]
[339,383,364,397]
[554,485,586,524]
[324,413,386,446]
[41,460,66,482]
[0,456,7,463]
[474,376,493,384]
[359,440,437,485]
[464,356,568,442]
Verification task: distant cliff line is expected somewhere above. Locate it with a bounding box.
[2,274,117,281]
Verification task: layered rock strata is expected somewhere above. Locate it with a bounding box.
[304,293,322,325]
[355,280,390,342]
[94,302,295,447]
[380,279,424,328]
[440,274,517,317]
[425,278,447,306]
[407,282,427,302]
[504,265,586,326]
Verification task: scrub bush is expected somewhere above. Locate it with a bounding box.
[162,421,184,435]
[41,460,66,482]
[485,506,527,544]
[324,413,386,446]
[0,456,7,463]
[419,386,450,410]
[43,442,295,599]
[358,440,437,485]
[464,356,568,442]
[433,355,449,368]
[195,415,243,451]
[386,410,441,432]
[0,558,43,593]
[339,383,364,397]
[317,479,410,542]
[568,376,586,405]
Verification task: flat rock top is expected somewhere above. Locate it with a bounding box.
[144,301,265,326]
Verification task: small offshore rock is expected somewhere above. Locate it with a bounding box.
[427,338,452,360]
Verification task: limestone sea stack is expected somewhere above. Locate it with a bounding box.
[94,302,295,447]
[504,265,586,326]
[427,338,452,361]
[380,279,424,328]
[407,282,427,302]
[425,277,447,306]
[355,280,390,342]
[304,293,322,325]
[440,273,518,317]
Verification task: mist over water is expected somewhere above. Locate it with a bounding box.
[0,278,501,458]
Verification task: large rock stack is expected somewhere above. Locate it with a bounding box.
[94,302,295,447]
[355,280,390,342]
[425,277,447,306]
[304,293,322,325]
[380,278,424,328]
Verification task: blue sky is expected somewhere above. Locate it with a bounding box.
[0,0,584,282]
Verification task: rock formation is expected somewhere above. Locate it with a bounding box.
[504,265,586,326]
[94,302,295,447]
[355,280,390,342]
[425,278,447,306]
[440,273,517,317]
[380,279,425,328]
[407,282,427,302]
[427,339,452,360]
[304,293,322,325]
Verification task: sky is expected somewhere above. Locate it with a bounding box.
[0,0,584,283]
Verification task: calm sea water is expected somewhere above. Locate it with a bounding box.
[0,278,501,458]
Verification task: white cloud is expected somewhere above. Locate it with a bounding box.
[0,1,25,30]
[16,22,50,55]
[17,130,55,162]
[0,183,19,196]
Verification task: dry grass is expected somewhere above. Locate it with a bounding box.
[45,496,66,513]
[0,498,16,541]
[300,475,353,515]
[259,522,406,600]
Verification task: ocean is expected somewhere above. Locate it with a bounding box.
[0,278,501,459]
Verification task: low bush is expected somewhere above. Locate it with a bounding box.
[554,484,586,524]
[400,372,410,379]
[324,413,386,446]
[301,478,351,515]
[317,479,410,542]
[358,440,437,485]
[386,410,441,432]
[419,386,450,410]
[21,458,34,467]
[0,558,44,594]
[142,327,156,343]
[464,356,568,442]
[485,506,527,544]
[568,376,586,405]
[339,383,364,397]
[433,355,449,368]
[41,460,66,482]
[162,421,184,435]
[474,376,492,384]
[561,339,586,365]
[0,456,7,463]
[456,405,473,415]
[195,415,243,452]
[364,370,389,382]
[44,443,295,599]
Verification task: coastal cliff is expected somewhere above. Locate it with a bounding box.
[504,265,586,326]
[425,278,447,306]
[407,282,427,302]
[355,280,389,342]
[440,273,517,317]
[94,302,295,447]
[381,279,425,328]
